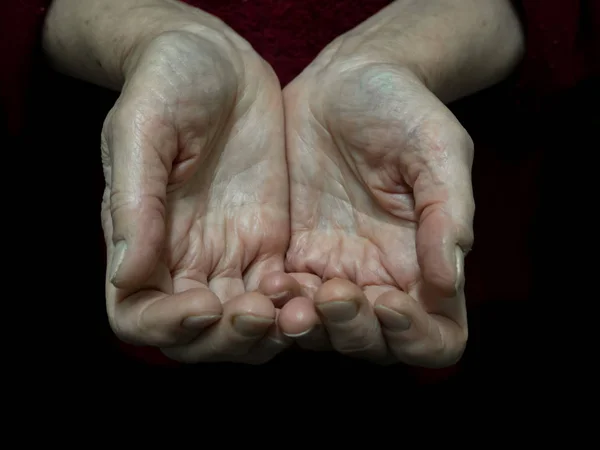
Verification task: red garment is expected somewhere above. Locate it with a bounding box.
[515,0,600,95]
[3,0,598,134]
[2,0,598,377]
[0,0,52,136]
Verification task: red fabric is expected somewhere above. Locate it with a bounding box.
[182,0,391,88]
[514,0,600,96]
[2,0,598,376]
[5,0,597,135]
[0,0,53,135]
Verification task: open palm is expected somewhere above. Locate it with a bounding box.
[280,63,474,367]
[102,31,292,364]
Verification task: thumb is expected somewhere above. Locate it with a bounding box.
[414,159,474,296]
[104,107,174,290]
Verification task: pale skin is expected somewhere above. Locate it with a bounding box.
[44,0,524,366]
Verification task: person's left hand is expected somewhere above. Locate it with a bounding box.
[274,54,475,368]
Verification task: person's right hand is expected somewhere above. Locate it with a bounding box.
[101,24,293,364]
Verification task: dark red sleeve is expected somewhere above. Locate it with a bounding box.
[0,0,54,136]
[512,0,599,96]
[180,0,391,87]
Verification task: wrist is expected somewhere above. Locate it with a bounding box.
[327,34,442,100]
[121,2,263,83]
[43,0,254,91]
[122,22,248,87]
[317,0,524,103]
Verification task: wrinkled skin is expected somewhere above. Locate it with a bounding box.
[101,27,476,368]
[278,59,475,367]
[101,31,294,364]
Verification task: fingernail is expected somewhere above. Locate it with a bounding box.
[317,301,358,323]
[233,315,274,337]
[270,291,291,301]
[455,246,464,292]
[375,305,411,331]
[181,314,221,330]
[283,327,314,338]
[110,240,127,284]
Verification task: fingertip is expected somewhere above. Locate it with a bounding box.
[226,292,277,319]
[109,240,127,287]
[266,310,294,344]
[225,292,277,338]
[258,272,303,307]
[109,248,158,290]
[278,296,319,337]
[420,253,457,297]
[173,288,223,317]
[231,315,274,338]
[374,290,423,337]
[416,209,460,296]
[374,289,419,317]
[454,246,465,292]
[181,314,222,331]
[374,305,412,332]
[279,298,331,351]
[110,208,165,290]
[161,292,277,363]
[146,289,223,344]
[374,289,465,367]
[114,288,223,347]
[314,278,364,306]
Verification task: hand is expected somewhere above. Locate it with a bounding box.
[101,27,293,364]
[278,59,475,367]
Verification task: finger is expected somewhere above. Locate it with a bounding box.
[238,310,293,365]
[279,273,331,350]
[278,296,318,335]
[374,288,467,368]
[258,272,304,308]
[279,296,331,351]
[161,292,276,363]
[416,209,470,296]
[314,279,387,361]
[103,105,177,290]
[111,286,223,348]
[244,255,288,293]
[413,131,474,295]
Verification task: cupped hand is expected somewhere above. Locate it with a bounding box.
[278,59,475,367]
[101,28,293,364]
